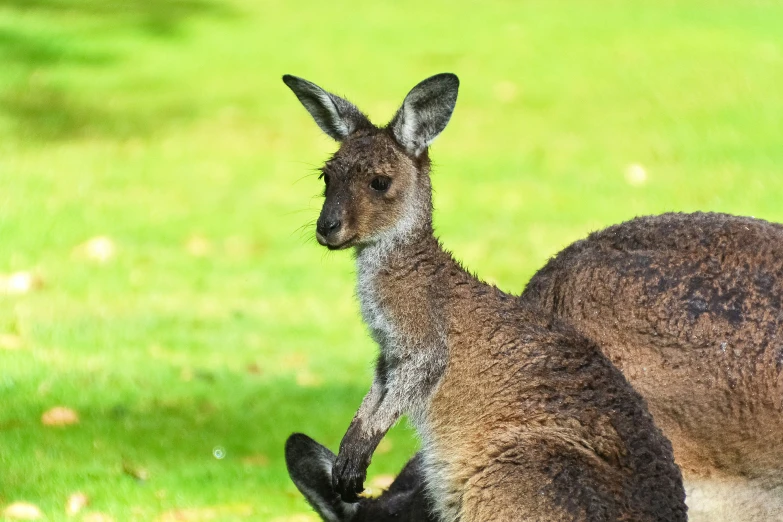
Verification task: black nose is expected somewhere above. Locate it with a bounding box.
[316,218,341,237]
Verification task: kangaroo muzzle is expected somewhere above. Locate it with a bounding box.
[316,206,353,249]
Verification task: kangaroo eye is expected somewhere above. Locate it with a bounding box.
[370,176,391,192]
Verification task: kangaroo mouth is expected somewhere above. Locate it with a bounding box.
[317,233,357,250]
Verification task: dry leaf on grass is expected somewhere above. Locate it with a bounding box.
[73,236,116,263]
[245,362,262,375]
[368,474,396,490]
[280,353,308,369]
[375,438,393,454]
[0,271,44,295]
[0,333,23,350]
[240,454,269,467]
[2,502,43,520]
[223,235,255,258]
[359,474,398,498]
[185,235,212,257]
[122,461,149,481]
[180,367,194,382]
[493,80,518,103]
[295,370,322,387]
[625,164,648,186]
[66,492,89,515]
[41,406,79,427]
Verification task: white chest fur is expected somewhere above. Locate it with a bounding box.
[355,242,401,349]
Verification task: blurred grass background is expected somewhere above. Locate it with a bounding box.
[0,0,782,520]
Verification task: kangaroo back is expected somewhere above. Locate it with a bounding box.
[522,211,783,519]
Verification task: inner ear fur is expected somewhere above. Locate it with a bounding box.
[389,73,459,157]
[283,75,372,141]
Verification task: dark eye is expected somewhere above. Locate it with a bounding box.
[320,173,330,187]
[370,176,391,192]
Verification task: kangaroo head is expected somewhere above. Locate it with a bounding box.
[283,74,459,250]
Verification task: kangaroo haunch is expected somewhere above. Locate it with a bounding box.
[284,73,687,521]
[523,211,783,520]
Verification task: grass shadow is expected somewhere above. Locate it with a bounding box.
[0,0,236,142]
[0,0,234,36]
[0,83,195,141]
[0,27,113,66]
[0,374,419,514]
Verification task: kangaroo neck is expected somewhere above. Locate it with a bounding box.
[354,226,458,349]
[354,211,458,276]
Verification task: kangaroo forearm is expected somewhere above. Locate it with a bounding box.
[333,398,400,502]
[338,367,438,460]
[358,343,445,425]
[340,412,391,465]
[332,359,440,503]
[355,378,385,419]
[347,389,403,440]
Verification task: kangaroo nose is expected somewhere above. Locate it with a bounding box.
[317,218,341,236]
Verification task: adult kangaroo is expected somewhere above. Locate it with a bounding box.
[283,73,686,522]
[521,211,783,521]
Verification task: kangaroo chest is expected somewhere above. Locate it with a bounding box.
[356,263,402,353]
[356,251,446,352]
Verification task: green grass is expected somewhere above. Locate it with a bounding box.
[1,0,782,519]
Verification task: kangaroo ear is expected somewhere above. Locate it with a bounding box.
[285,433,360,522]
[389,73,459,157]
[385,452,425,494]
[283,75,371,141]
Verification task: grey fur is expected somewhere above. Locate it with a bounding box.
[282,75,371,141]
[389,73,459,157]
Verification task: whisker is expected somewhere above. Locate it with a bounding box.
[292,170,322,186]
[299,234,319,247]
[293,220,317,239]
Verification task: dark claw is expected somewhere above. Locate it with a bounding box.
[332,451,367,503]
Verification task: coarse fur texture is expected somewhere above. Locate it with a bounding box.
[285,433,434,522]
[289,211,783,522]
[521,211,783,521]
[284,73,687,521]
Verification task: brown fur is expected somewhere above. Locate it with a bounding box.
[374,234,685,521]
[284,74,687,521]
[521,211,783,519]
[350,213,783,522]
[289,211,783,522]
